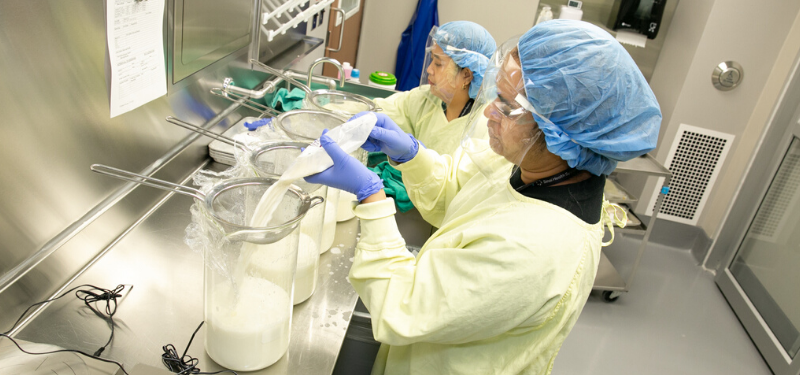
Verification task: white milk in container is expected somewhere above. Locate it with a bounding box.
[196,113,384,371]
[269,111,377,252]
[293,188,324,303]
[320,187,339,253]
[250,142,326,303]
[203,192,302,371]
[247,190,325,305]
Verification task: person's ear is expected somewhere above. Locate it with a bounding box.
[463,68,473,83]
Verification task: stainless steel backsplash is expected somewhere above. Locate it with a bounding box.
[0,0,263,329]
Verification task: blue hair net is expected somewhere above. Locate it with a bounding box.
[433,21,497,98]
[518,20,662,176]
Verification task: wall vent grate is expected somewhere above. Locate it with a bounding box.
[647,124,735,225]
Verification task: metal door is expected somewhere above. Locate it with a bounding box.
[715,61,800,374]
[322,0,365,78]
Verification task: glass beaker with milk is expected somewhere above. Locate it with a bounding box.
[192,113,376,371]
[250,141,327,304]
[184,178,320,371]
[274,110,371,252]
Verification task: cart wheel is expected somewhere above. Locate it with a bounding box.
[602,291,621,303]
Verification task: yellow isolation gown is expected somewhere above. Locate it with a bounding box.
[349,147,624,375]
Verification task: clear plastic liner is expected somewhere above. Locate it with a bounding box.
[190,112,376,317]
[276,110,372,248]
[184,177,306,371]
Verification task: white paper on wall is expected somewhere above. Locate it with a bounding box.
[105,0,167,118]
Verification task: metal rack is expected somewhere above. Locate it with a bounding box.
[594,153,672,302]
[261,0,335,42]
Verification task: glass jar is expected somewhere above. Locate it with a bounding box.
[320,187,340,253]
[293,185,325,304]
[204,223,299,371]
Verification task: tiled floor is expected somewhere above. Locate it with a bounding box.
[552,235,772,374]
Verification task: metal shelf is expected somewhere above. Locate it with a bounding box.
[593,153,672,301]
[595,251,627,292]
[615,153,672,177]
[618,205,647,234]
[604,178,638,204]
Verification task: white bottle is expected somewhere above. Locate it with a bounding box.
[559,1,583,21]
[536,5,553,25]
[347,69,361,84]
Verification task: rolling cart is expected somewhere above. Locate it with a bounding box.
[595,153,672,302]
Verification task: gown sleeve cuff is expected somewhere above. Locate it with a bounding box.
[354,198,405,251]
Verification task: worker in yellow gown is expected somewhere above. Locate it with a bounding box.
[375,21,496,155]
[306,20,662,375]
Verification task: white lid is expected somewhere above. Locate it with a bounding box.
[343,62,352,68]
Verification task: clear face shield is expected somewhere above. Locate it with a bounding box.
[420,26,468,105]
[461,37,543,184]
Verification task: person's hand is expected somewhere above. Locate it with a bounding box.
[304,130,385,202]
[351,112,420,163]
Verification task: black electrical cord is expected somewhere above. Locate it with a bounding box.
[161,321,238,375]
[0,283,130,374]
[77,284,125,356]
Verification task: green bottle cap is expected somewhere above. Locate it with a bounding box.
[369,71,397,85]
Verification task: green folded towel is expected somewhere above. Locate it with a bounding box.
[268,87,306,111]
[367,152,389,168]
[369,161,414,213]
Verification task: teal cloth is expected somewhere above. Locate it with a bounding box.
[367,151,389,168]
[267,87,306,111]
[369,161,414,213]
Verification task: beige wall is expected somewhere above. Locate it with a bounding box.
[628,0,800,248]
[437,0,537,43]
[355,0,537,79]
[355,0,417,78]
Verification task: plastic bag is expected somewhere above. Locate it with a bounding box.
[283,112,377,180]
[184,112,377,282]
[247,112,377,228]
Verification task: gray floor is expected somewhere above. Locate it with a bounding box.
[553,234,773,374]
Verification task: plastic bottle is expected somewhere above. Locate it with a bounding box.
[559,4,583,21]
[340,62,353,80]
[369,71,397,90]
[347,69,361,84]
[536,5,553,25]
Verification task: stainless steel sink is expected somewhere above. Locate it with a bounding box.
[331,80,398,100]
[284,69,398,100]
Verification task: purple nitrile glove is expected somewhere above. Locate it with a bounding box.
[304,130,384,202]
[351,112,419,163]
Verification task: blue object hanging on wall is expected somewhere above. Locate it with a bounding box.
[394,0,438,91]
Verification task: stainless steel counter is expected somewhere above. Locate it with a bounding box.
[14,181,360,374]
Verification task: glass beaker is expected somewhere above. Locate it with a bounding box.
[337,148,368,221]
[274,110,372,251]
[204,231,298,371]
[195,179,319,371]
[274,110,353,253]
[321,187,340,253]
[250,142,326,303]
[294,185,325,304]
[304,90,375,117]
